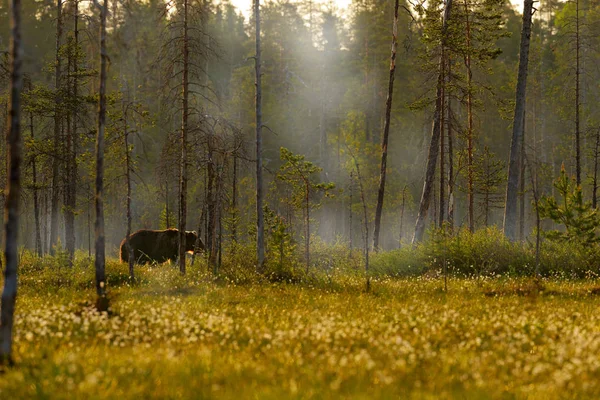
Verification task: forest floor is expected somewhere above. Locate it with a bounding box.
[1,259,600,399]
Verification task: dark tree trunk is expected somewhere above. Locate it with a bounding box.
[504,0,533,241]
[519,114,526,242]
[94,0,108,311]
[593,128,600,209]
[231,150,237,242]
[0,0,23,364]
[447,59,454,230]
[178,0,189,275]
[64,29,74,264]
[412,0,453,244]
[464,0,474,233]
[29,83,42,257]
[124,116,134,280]
[439,64,446,228]
[50,0,63,255]
[65,0,79,263]
[373,0,400,251]
[399,185,406,248]
[255,0,265,273]
[305,182,310,272]
[575,0,581,186]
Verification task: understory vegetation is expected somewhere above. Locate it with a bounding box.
[2,234,600,399]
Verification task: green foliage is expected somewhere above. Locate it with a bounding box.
[539,168,600,244]
[277,147,335,210]
[159,205,175,230]
[264,207,298,279]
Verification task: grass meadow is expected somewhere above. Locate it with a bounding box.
[1,247,600,399]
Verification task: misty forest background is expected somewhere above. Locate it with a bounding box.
[1,0,599,265]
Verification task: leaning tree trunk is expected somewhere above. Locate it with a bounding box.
[50,0,63,255]
[412,0,453,244]
[503,0,533,241]
[255,0,265,273]
[372,0,400,251]
[0,0,23,364]
[94,0,108,311]
[178,0,189,275]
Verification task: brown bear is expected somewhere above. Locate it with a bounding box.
[119,229,203,264]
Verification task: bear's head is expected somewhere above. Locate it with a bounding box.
[185,231,202,252]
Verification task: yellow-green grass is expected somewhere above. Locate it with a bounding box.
[2,259,600,399]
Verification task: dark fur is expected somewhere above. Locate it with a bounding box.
[120,229,203,264]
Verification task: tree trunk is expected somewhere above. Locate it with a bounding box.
[349,171,353,251]
[447,58,454,230]
[50,0,63,255]
[124,116,134,280]
[399,185,406,248]
[503,0,533,241]
[64,30,74,264]
[593,128,600,209]
[413,0,453,244]
[206,148,216,266]
[352,158,369,292]
[94,0,108,311]
[65,1,79,263]
[372,0,399,251]
[519,114,526,242]
[231,149,237,242]
[464,0,474,233]
[575,0,581,186]
[178,0,189,275]
[255,0,265,272]
[29,83,42,257]
[439,63,446,228]
[0,0,22,363]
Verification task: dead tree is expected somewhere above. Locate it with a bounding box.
[0,0,23,364]
[372,0,400,251]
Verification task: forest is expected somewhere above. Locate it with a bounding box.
[2,0,600,398]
